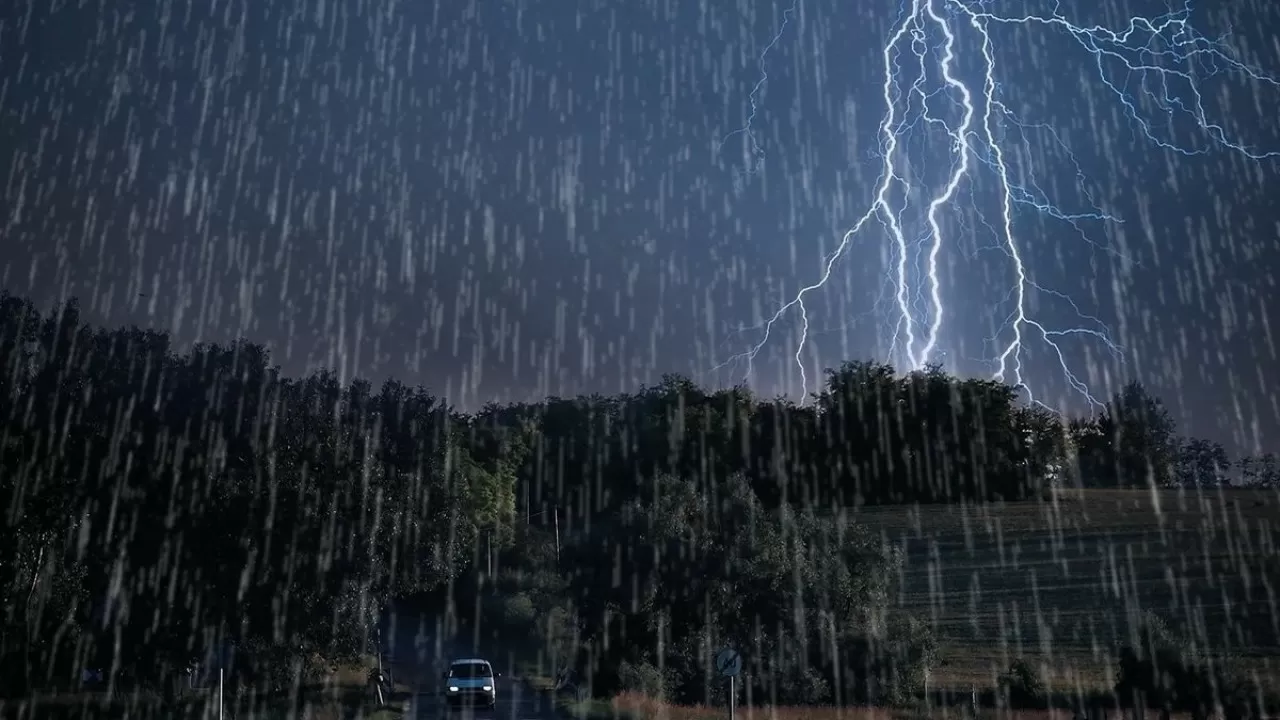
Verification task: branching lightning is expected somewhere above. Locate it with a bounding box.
[719,0,1280,407]
[718,0,800,177]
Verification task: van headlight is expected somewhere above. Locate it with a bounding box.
[449,686,459,693]
[482,685,492,692]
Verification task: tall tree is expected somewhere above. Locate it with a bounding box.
[1072,382,1180,488]
[1174,438,1231,488]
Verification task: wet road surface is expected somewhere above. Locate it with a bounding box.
[407,678,557,720]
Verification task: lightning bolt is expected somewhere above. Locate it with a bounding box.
[718,0,800,177]
[719,0,1279,407]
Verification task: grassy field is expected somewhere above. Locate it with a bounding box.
[562,690,1219,720]
[845,487,1280,692]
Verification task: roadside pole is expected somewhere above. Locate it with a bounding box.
[218,669,224,720]
[713,647,742,720]
[376,626,386,706]
[553,505,561,566]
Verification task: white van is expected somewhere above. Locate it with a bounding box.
[443,658,499,710]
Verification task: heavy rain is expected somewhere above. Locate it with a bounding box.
[1,0,1279,718]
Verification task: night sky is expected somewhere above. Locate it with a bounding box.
[2,0,1278,454]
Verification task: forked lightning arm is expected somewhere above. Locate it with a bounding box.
[719,0,801,177]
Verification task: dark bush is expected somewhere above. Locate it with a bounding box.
[616,660,667,699]
[999,659,1047,709]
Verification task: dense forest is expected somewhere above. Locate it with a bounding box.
[0,291,1275,713]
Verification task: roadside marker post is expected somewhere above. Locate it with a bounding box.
[714,647,742,720]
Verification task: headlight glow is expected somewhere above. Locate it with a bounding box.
[483,685,493,691]
[449,686,459,692]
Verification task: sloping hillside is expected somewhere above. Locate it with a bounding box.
[849,488,1280,690]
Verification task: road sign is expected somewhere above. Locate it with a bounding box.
[714,647,741,677]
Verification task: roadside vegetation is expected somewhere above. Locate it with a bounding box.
[1,291,1278,718]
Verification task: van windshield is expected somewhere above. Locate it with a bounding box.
[449,663,492,678]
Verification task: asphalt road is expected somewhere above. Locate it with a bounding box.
[406,677,557,720]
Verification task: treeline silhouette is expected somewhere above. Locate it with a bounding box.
[0,291,1273,711]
